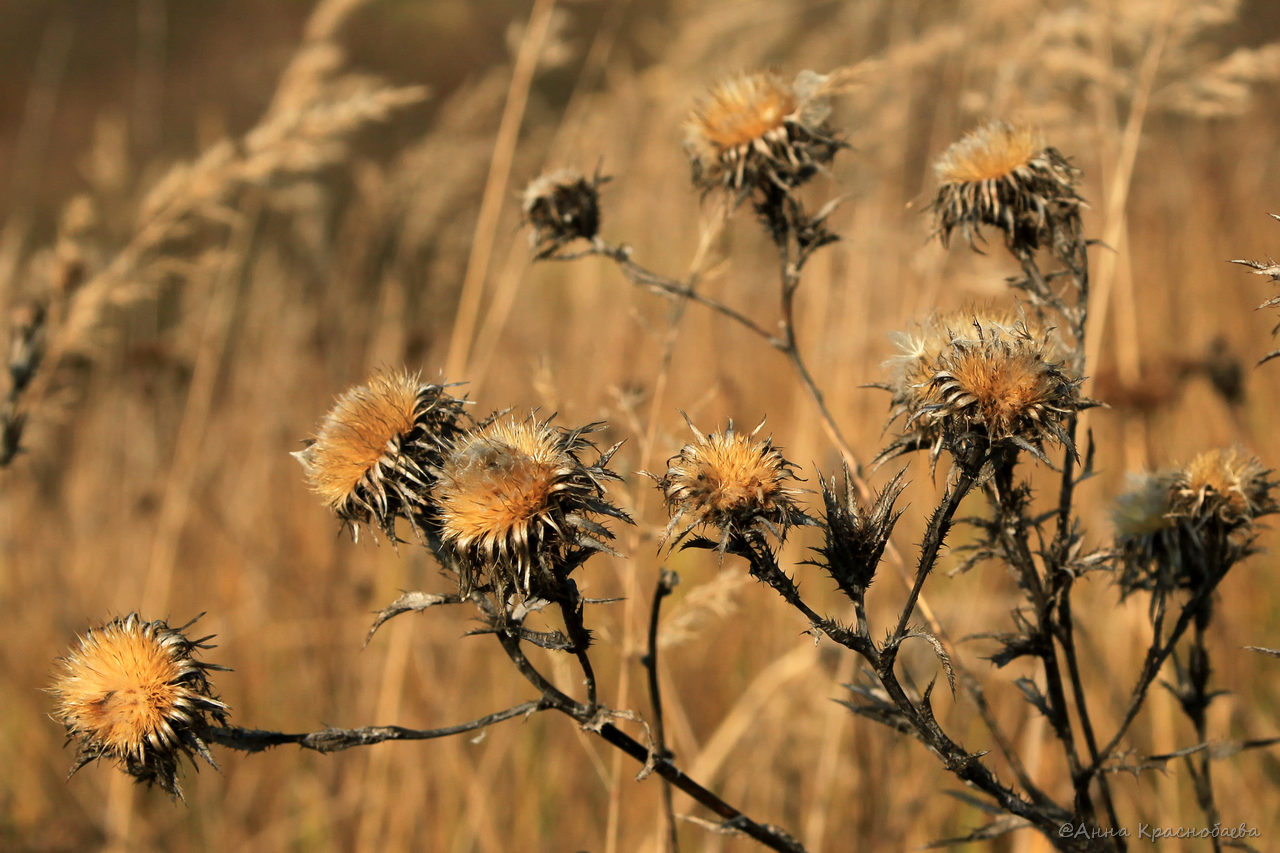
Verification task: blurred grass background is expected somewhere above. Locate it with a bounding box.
[3,1,1280,850]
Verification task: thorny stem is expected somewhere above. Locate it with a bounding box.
[644,569,681,853]
[728,531,1097,842]
[557,582,599,712]
[493,612,804,852]
[207,702,552,754]
[465,592,804,852]
[1186,612,1223,853]
[887,449,982,655]
[732,529,1099,848]
[1012,243,1124,837]
[735,533,865,653]
[581,240,774,340]
[989,453,1095,825]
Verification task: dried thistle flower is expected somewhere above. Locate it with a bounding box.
[685,70,841,196]
[1172,448,1275,530]
[651,417,807,552]
[432,416,630,598]
[882,312,1084,464]
[1112,470,1180,596]
[293,369,466,541]
[49,613,228,798]
[521,167,608,259]
[932,121,1083,258]
[1113,451,1274,602]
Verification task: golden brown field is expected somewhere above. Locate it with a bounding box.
[4,1,1280,851]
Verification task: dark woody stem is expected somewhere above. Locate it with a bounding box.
[207,703,551,754]
[732,522,1094,850]
[490,611,805,853]
[644,569,681,853]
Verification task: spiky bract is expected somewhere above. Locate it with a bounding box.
[433,417,629,598]
[652,418,807,552]
[809,467,907,597]
[932,121,1083,257]
[522,167,607,259]
[294,369,466,541]
[686,70,841,196]
[882,312,1086,465]
[49,613,228,798]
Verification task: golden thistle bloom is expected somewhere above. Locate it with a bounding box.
[1172,448,1275,529]
[49,613,228,798]
[883,315,1085,463]
[294,369,466,541]
[521,167,607,259]
[652,418,807,552]
[932,121,1083,256]
[433,417,629,597]
[685,70,841,195]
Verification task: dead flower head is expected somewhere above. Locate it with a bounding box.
[432,416,630,597]
[294,369,467,541]
[49,613,228,798]
[651,417,807,552]
[686,70,841,196]
[882,312,1087,464]
[1113,451,1274,600]
[521,167,608,259]
[932,121,1083,257]
[1172,448,1275,529]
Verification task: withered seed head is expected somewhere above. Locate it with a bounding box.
[685,70,841,196]
[1113,451,1275,600]
[521,167,608,259]
[1172,447,1275,529]
[433,416,630,598]
[882,311,1084,465]
[651,417,807,553]
[294,369,466,541]
[932,121,1083,257]
[49,613,228,799]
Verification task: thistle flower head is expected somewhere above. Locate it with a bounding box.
[651,417,807,552]
[1113,451,1274,602]
[294,369,466,541]
[882,312,1084,465]
[932,121,1083,257]
[685,70,841,196]
[432,416,630,598]
[521,167,607,259]
[1172,448,1275,529]
[49,613,228,798]
[1113,471,1178,540]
